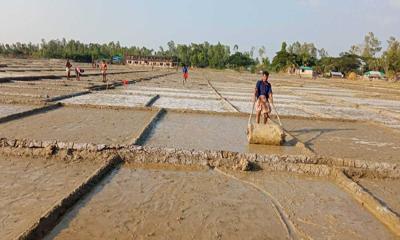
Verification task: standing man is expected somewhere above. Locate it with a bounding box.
[253,71,273,124]
[182,65,189,85]
[101,60,108,83]
[65,59,72,80]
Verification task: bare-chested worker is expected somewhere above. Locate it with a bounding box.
[101,60,108,83]
[75,66,84,81]
[65,59,72,80]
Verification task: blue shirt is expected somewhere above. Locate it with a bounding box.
[256,80,272,99]
[182,66,188,73]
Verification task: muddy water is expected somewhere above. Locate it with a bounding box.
[226,170,397,239]
[45,164,289,240]
[283,119,400,164]
[356,178,400,215]
[0,107,156,144]
[144,112,305,155]
[0,156,101,240]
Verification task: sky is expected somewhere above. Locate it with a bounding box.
[0,0,399,57]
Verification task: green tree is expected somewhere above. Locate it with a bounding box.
[362,32,382,58]
[318,48,329,59]
[349,45,361,55]
[271,42,298,72]
[249,46,256,59]
[258,46,266,60]
[316,53,362,75]
[287,41,317,66]
[208,42,230,69]
[226,52,255,69]
[382,37,400,78]
[167,40,177,57]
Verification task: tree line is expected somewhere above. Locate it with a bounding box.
[1,33,399,78]
[267,32,400,79]
[0,39,153,63]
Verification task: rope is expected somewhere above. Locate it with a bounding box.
[272,103,283,127]
[248,100,255,126]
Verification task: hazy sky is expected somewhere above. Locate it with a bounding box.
[0,0,399,57]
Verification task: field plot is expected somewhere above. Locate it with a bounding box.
[283,118,400,164]
[145,111,305,155]
[45,165,397,240]
[204,71,400,130]
[0,106,156,145]
[62,93,156,107]
[0,86,86,100]
[153,97,227,112]
[0,155,102,240]
[0,103,36,118]
[0,59,400,240]
[356,178,400,216]
[225,170,397,240]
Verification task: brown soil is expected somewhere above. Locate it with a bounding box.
[44,164,398,240]
[144,112,306,155]
[356,178,400,215]
[134,73,213,90]
[0,104,36,118]
[0,87,82,98]
[45,164,290,240]
[0,155,102,240]
[222,170,397,239]
[0,107,156,144]
[0,95,44,104]
[282,118,400,164]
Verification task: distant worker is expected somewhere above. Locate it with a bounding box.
[253,71,273,124]
[65,59,72,80]
[182,65,189,85]
[312,70,318,80]
[101,60,108,83]
[75,66,84,81]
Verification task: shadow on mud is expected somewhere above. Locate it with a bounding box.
[290,127,354,147]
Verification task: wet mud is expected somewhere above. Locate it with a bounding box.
[356,178,400,215]
[40,161,395,239]
[0,86,80,99]
[61,92,156,107]
[283,118,400,164]
[1,63,400,239]
[0,155,102,240]
[45,164,290,240]
[0,106,156,144]
[144,112,306,155]
[220,170,397,239]
[0,103,36,118]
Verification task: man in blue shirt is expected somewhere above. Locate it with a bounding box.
[253,71,273,124]
[182,65,189,85]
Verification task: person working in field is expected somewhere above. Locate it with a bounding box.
[182,65,189,85]
[101,60,108,83]
[253,71,274,124]
[75,66,84,81]
[65,59,72,80]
